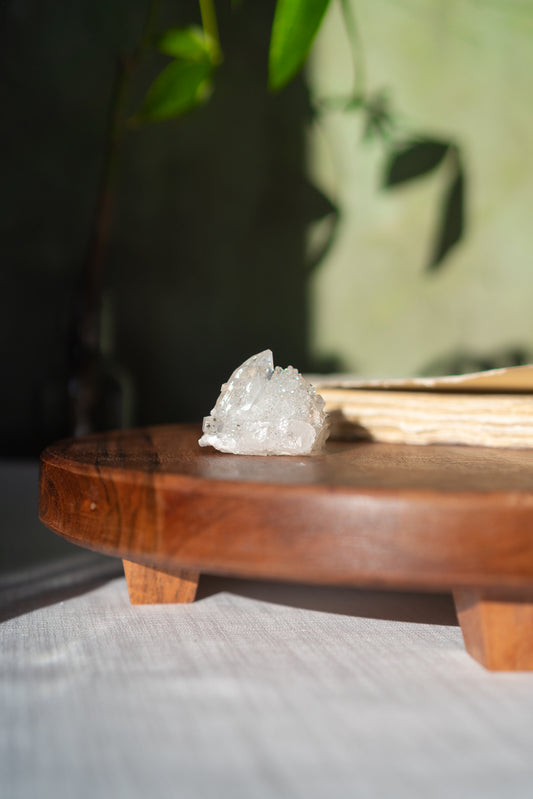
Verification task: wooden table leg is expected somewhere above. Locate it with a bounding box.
[123,560,199,604]
[453,589,533,671]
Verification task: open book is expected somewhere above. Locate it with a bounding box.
[310,364,533,449]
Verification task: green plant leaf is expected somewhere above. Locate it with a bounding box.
[138,60,213,122]
[384,139,449,187]
[157,25,215,62]
[428,154,465,271]
[269,0,331,91]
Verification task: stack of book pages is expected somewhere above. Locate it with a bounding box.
[311,364,533,448]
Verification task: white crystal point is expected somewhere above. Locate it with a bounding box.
[198,350,328,455]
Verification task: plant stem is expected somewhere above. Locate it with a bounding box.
[76,0,160,353]
[78,59,128,351]
[136,0,160,57]
[339,0,365,101]
[199,0,222,61]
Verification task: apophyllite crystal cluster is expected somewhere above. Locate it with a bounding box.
[198,350,328,456]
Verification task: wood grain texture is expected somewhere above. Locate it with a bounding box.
[39,424,533,593]
[122,560,199,604]
[454,589,533,671]
[39,424,533,669]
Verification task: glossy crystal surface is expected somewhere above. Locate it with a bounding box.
[198,350,328,455]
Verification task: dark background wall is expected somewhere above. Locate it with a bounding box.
[1,0,333,455]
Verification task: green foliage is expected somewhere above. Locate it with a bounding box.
[134,2,221,124]
[132,0,466,271]
[138,60,214,122]
[157,25,218,62]
[268,0,331,91]
[135,0,333,123]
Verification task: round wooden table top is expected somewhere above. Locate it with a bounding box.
[39,424,533,593]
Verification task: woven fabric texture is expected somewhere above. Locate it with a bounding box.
[2,558,533,799]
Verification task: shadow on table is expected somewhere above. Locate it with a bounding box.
[0,552,123,623]
[196,576,459,627]
[0,458,123,623]
[0,557,459,628]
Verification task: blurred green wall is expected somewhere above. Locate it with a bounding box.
[308,0,533,376]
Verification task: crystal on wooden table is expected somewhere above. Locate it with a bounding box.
[198,350,328,455]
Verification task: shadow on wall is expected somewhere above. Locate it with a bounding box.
[421,348,531,377]
[0,0,336,455]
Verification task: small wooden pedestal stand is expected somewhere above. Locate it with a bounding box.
[39,424,533,671]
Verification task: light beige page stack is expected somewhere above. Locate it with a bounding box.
[311,365,533,448]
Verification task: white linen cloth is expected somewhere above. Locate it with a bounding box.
[2,559,533,799]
